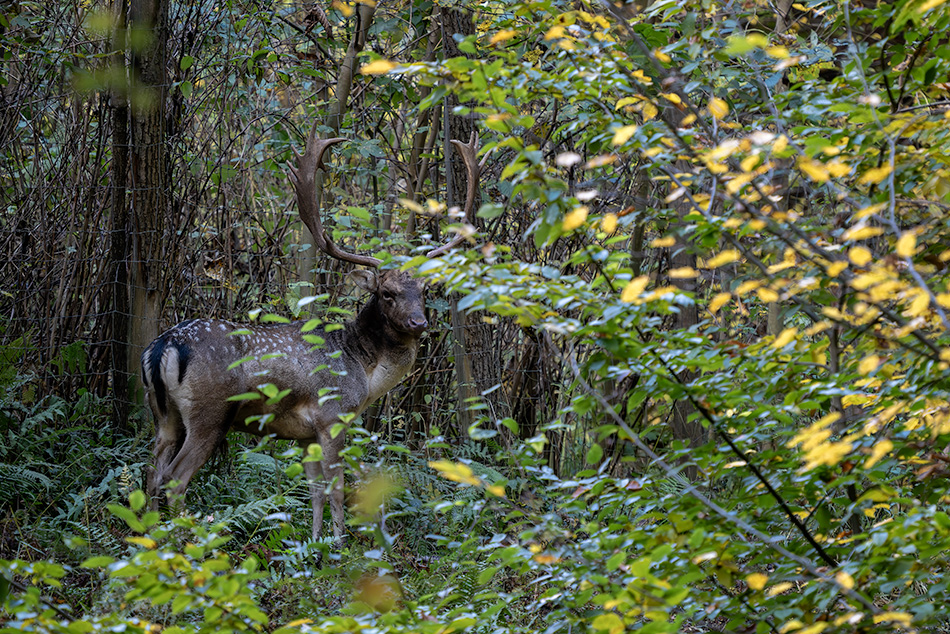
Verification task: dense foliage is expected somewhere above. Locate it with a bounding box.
[3,0,950,632]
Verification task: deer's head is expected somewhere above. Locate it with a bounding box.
[351,269,428,336]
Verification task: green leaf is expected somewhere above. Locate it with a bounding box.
[129,489,146,512]
[81,556,115,568]
[606,551,625,571]
[107,504,145,532]
[592,613,624,634]
[478,565,500,585]
[586,443,604,464]
[477,203,505,219]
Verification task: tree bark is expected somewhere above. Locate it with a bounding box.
[441,7,505,433]
[128,0,170,401]
[110,0,131,430]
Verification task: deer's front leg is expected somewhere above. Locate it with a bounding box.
[317,425,347,547]
[302,441,325,540]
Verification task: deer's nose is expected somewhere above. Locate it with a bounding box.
[408,316,428,332]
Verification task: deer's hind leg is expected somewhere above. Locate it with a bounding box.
[160,400,233,510]
[147,396,186,510]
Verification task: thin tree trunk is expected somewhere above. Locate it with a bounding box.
[128,0,170,399]
[441,7,506,427]
[110,0,131,430]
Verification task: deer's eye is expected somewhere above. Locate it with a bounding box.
[382,291,394,302]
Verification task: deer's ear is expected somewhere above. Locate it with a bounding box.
[348,269,378,293]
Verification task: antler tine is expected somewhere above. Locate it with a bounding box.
[426,132,482,258]
[290,129,381,268]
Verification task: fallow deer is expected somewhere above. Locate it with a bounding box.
[142,127,483,543]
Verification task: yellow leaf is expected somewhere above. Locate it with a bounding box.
[937,293,950,308]
[126,536,157,549]
[562,206,588,231]
[601,213,618,234]
[766,582,794,597]
[585,154,618,169]
[779,620,804,634]
[757,287,779,303]
[660,92,681,104]
[848,247,872,266]
[855,203,886,219]
[544,25,566,40]
[615,96,639,109]
[486,484,506,497]
[735,280,762,296]
[641,101,658,120]
[669,267,697,279]
[740,155,759,172]
[835,571,854,590]
[286,619,314,627]
[428,460,482,486]
[772,327,798,348]
[726,173,754,194]
[653,48,671,63]
[651,236,676,248]
[865,439,893,469]
[920,0,947,10]
[842,394,872,407]
[896,232,916,257]
[773,135,788,154]
[802,440,852,470]
[709,97,729,119]
[707,249,740,268]
[826,261,847,276]
[826,159,850,177]
[708,139,740,161]
[906,290,929,317]
[360,59,397,75]
[490,29,517,45]
[766,46,789,58]
[798,158,829,183]
[805,320,832,336]
[621,276,650,303]
[708,292,731,314]
[631,69,653,85]
[842,225,884,241]
[872,612,913,626]
[859,165,893,185]
[332,0,354,17]
[858,354,879,375]
[746,573,768,591]
[612,124,638,146]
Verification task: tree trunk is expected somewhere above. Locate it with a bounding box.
[668,169,705,479]
[128,0,170,400]
[441,7,506,432]
[110,0,131,430]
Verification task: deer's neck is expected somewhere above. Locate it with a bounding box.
[347,298,420,403]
